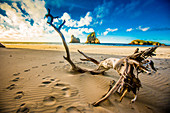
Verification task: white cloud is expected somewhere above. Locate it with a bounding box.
[99,20,103,25]
[0,0,49,41]
[126,28,133,32]
[138,26,150,31]
[61,12,92,27]
[61,28,94,38]
[78,12,92,27]
[0,0,94,42]
[60,12,77,27]
[141,27,150,31]
[21,0,47,23]
[103,31,109,36]
[106,28,118,32]
[103,28,118,36]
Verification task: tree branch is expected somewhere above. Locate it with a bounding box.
[93,76,124,106]
[45,9,106,74]
[78,50,100,65]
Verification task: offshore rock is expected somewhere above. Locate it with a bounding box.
[85,32,100,44]
[70,35,80,43]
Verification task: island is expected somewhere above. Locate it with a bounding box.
[85,32,100,44]
[129,39,165,46]
[70,35,80,43]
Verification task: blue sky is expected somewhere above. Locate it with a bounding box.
[0,0,170,44]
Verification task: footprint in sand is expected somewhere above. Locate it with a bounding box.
[32,66,38,69]
[42,81,79,107]
[66,106,81,113]
[16,103,29,113]
[39,77,60,87]
[56,106,66,112]
[14,91,24,99]
[59,61,64,63]
[24,69,30,72]
[13,73,20,76]
[42,64,47,66]
[11,77,20,82]
[50,62,55,64]
[39,80,52,87]
[53,82,79,98]
[55,102,92,113]
[55,105,90,113]
[43,96,57,106]
[55,106,82,113]
[6,84,16,90]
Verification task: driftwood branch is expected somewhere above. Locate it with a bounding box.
[45,9,158,105]
[78,50,100,65]
[92,46,158,105]
[93,76,124,106]
[45,9,106,74]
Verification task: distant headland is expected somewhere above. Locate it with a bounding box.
[129,39,165,46]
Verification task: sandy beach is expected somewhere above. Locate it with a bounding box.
[0,44,170,113]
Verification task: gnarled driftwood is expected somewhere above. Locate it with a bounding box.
[45,9,158,106]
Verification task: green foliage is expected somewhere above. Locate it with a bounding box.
[129,39,165,46]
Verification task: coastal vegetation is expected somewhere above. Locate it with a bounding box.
[129,39,165,46]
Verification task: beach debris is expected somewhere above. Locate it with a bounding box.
[45,9,158,105]
[92,47,158,105]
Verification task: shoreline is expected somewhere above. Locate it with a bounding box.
[4,44,170,59]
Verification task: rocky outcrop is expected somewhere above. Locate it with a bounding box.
[0,43,5,48]
[129,39,165,46]
[70,35,80,43]
[85,32,100,44]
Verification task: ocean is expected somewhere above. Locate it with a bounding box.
[1,42,168,47]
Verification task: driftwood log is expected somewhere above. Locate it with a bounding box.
[45,9,158,106]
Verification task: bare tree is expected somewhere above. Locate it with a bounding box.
[45,9,158,106]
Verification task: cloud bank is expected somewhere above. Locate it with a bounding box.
[137,26,150,31]
[61,12,92,27]
[126,28,133,32]
[103,28,118,36]
[0,0,94,42]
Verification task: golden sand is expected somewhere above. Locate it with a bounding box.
[0,45,169,113]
